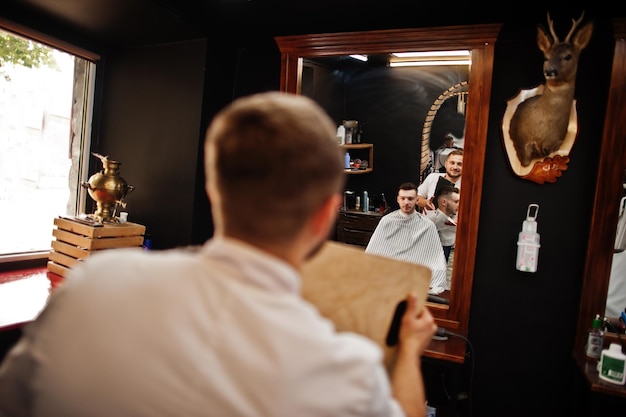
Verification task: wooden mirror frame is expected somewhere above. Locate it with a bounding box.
[275,24,502,335]
[575,19,626,352]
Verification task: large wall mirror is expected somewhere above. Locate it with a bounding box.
[276,24,502,334]
[575,18,626,352]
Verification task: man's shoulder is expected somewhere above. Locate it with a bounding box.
[426,172,444,179]
[418,172,444,191]
[424,209,438,221]
[417,212,439,229]
[425,172,444,182]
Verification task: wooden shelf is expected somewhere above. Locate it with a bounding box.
[344,168,373,174]
[341,143,372,150]
[340,143,374,174]
[47,217,146,277]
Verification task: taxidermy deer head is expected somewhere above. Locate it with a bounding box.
[509,12,593,167]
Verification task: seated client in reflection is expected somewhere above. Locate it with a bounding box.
[366,182,447,292]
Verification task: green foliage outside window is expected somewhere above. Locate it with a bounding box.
[0,32,58,80]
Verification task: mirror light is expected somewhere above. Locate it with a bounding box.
[389,50,470,67]
[392,50,471,58]
[349,54,368,62]
[389,60,471,67]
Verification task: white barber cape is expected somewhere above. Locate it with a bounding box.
[365,209,448,292]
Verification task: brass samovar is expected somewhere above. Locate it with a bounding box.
[82,153,134,223]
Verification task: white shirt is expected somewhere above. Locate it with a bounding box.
[417,172,461,200]
[0,238,403,417]
[365,210,448,291]
[426,209,457,247]
[606,250,626,318]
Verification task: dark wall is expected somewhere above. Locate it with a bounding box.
[468,18,614,417]
[93,39,208,249]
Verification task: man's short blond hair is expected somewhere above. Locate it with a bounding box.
[205,92,345,244]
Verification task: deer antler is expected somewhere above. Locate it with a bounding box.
[565,11,585,42]
[547,12,559,42]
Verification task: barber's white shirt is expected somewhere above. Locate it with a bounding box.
[417,172,461,200]
[0,238,403,417]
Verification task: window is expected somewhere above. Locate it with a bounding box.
[0,26,97,262]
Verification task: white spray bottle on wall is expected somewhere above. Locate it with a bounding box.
[516,203,540,273]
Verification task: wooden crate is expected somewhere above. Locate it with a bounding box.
[47,217,146,276]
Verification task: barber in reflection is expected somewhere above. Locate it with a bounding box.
[366,182,447,292]
[417,149,463,211]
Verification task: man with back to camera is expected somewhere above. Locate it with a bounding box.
[365,182,448,292]
[426,185,460,291]
[0,92,437,417]
[417,149,463,212]
[426,185,460,263]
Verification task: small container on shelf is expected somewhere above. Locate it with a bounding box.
[585,314,604,360]
[340,143,373,174]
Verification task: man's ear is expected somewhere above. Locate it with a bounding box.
[309,194,342,238]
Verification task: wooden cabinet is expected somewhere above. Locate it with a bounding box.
[340,143,373,174]
[336,209,385,247]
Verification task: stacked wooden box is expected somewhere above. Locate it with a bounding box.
[47,217,146,277]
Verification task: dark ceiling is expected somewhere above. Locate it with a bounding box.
[2,0,626,50]
[1,0,393,46]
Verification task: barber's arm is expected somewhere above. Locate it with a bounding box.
[416,195,435,211]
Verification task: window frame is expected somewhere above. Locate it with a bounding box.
[0,18,100,264]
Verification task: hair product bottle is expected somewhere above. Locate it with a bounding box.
[362,191,369,212]
[336,125,345,145]
[585,314,604,359]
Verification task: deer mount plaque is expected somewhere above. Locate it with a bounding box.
[502,12,593,184]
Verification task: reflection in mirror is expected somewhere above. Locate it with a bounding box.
[275,25,501,335]
[605,175,626,319]
[420,81,468,182]
[576,18,626,351]
[300,54,468,296]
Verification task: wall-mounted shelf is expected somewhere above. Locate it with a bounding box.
[341,143,373,174]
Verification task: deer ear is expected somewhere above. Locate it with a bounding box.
[537,26,552,53]
[573,22,593,51]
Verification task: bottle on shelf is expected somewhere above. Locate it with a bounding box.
[379,193,388,212]
[336,125,345,145]
[362,190,369,213]
[143,233,152,250]
[598,343,626,385]
[585,314,605,359]
[344,152,351,169]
